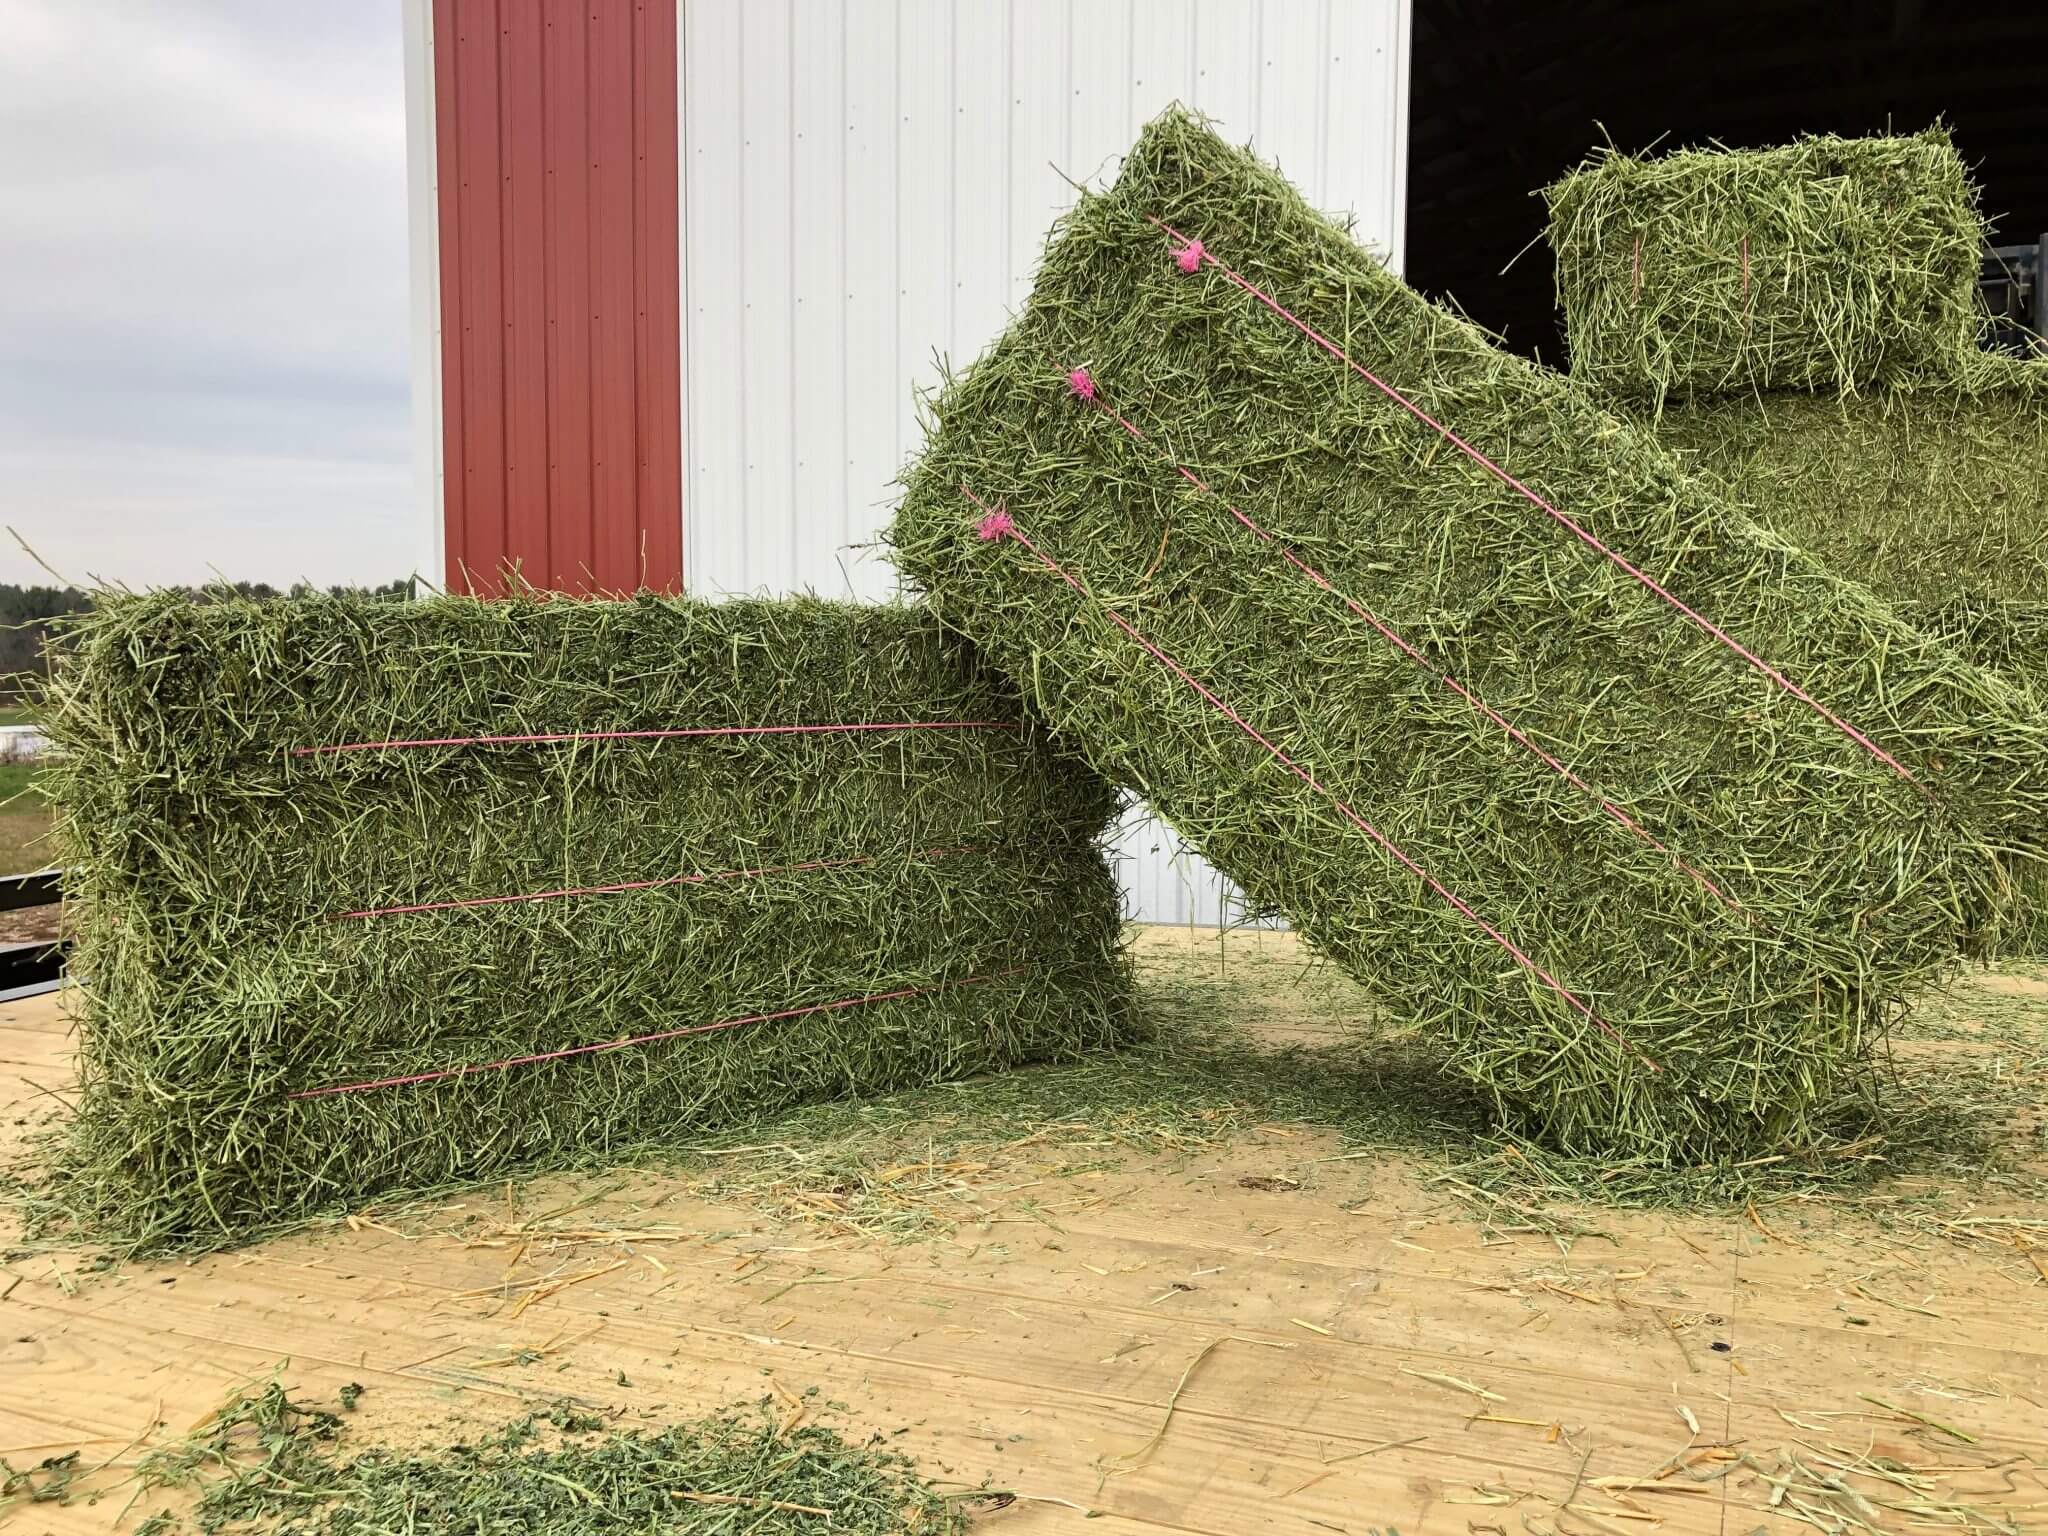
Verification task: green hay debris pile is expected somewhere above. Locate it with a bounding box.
[25,1384,975,1533]
[891,109,2048,1163]
[1545,129,1987,407]
[41,592,1132,1250]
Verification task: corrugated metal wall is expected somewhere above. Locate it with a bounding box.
[431,0,683,596]
[677,0,1412,924]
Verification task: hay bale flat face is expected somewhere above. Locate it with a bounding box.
[44,593,1133,1248]
[1544,130,1986,407]
[1646,372,2048,720]
[892,109,2048,1161]
[1645,373,2048,955]
[1647,373,2048,611]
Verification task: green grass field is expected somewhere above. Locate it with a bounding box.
[0,756,53,874]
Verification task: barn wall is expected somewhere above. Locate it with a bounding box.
[403,0,445,588]
[428,0,683,596]
[677,0,1413,924]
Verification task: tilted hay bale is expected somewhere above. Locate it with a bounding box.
[42,591,1133,1248]
[1544,129,1987,408]
[891,109,2048,1162]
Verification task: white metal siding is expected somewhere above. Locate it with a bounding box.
[678,0,1411,924]
[401,0,445,590]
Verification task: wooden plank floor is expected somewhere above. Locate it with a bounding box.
[4,928,2046,1533]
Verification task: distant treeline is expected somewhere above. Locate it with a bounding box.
[0,585,86,687]
[0,580,413,692]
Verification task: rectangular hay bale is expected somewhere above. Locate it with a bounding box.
[43,592,1134,1248]
[1544,129,1987,406]
[892,110,2048,1162]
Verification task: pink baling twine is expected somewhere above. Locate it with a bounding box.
[1157,222,1918,787]
[1064,370,1739,916]
[289,719,1018,757]
[288,970,1026,1099]
[961,483,1653,1071]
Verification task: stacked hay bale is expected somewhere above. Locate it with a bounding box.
[1544,129,1988,410]
[1546,131,2048,950]
[893,109,2048,1162]
[44,592,1133,1247]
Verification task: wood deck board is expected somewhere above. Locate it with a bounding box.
[5,928,2046,1534]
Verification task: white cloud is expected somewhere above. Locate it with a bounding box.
[0,0,415,588]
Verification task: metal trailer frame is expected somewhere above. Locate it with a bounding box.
[0,868,65,1001]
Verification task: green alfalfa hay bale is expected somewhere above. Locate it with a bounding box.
[891,108,2048,1164]
[1642,359,2048,609]
[1911,596,2048,956]
[1641,363,2048,954]
[1544,128,1988,408]
[39,591,1134,1250]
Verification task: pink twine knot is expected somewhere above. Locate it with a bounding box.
[1067,366,1096,401]
[976,508,1015,542]
[1175,238,1205,274]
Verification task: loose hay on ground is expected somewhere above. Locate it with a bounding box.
[891,108,2048,1164]
[39,592,1134,1250]
[17,1383,975,1534]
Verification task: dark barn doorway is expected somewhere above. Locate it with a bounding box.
[1404,3,2048,363]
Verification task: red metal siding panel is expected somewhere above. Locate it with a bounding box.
[635,0,683,590]
[433,0,682,596]
[588,3,639,595]
[543,3,594,586]
[453,0,507,589]
[431,0,468,580]
[501,0,550,584]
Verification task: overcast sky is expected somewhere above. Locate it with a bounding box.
[0,1,414,590]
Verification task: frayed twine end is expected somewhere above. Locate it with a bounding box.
[1175,238,1205,274]
[976,508,1015,542]
[1067,366,1097,401]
